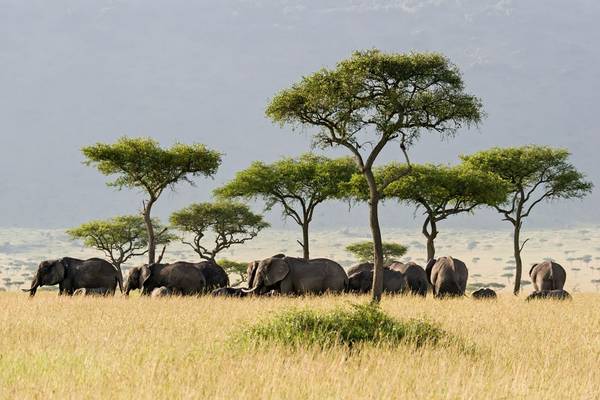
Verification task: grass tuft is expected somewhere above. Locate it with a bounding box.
[236,303,450,349]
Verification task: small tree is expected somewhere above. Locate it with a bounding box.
[346,241,407,266]
[462,146,592,294]
[67,215,176,269]
[266,50,483,302]
[215,153,356,260]
[82,137,221,264]
[218,258,249,286]
[170,201,269,261]
[379,163,507,260]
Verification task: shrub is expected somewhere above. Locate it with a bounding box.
[236,303,449,349]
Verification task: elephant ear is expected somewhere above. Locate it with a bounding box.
[361,271,373,292]
[528,263,538,278]
[50,260,66,284]
[263,258,290,286]
[425,258,436,286]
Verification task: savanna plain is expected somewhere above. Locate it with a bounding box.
[1,292,599,399]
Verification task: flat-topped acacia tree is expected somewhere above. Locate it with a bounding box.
[82,137,221,264]
[266,50,483,301]
[462,146,592,294]
[215,153,356,260]
[378,163,507,260]
[67,215,176,270]
[170,201,269,261]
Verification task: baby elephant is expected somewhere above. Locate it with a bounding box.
[150,286,172,298]
[471,288,497,299]
[211,287,247,297]
[526,289,571,301]
[73,287,111,296]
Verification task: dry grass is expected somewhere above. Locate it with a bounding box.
[1,293,599,399]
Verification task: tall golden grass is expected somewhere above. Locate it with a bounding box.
[1,293,599,399]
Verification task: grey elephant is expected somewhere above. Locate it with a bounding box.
[347,267,405,294]
[526,289,571,301]
[529,261,566,291]
[244,255,348,295]
[124,261,206,296]
[471,287,497,299]
[150,286,172,297]
[425,256,468,298]
[73,287,112,296]
[23,257,123,297]
[388,262,428,297]
[196,260,229,290]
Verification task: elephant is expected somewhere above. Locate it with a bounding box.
[211,287,248,297]
[23,257,123,297]
[150,286,172,297]
[425,256,468,298]
[125,262,206,296]
[347,267,405,294]
[198,261,229,291]
[526,289,571,301]
[529,261,566,291]
[243,255,348,295]
[388,262,428,297]
[471,288,497,299]
[73,287,112,296]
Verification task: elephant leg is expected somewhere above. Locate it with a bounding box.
[58,282,64,295]
[279,277,294,295]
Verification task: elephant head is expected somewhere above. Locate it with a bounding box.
[23,259,67,297]
[347,270,372,293]
[243,256,289,294]
[124,265,151,295]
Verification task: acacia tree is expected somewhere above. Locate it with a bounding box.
[266,50,483,301]
[462,146,593,294]
[346,241,407,266]
[67,215,176,269]
[215,153,356,260]
[379,163,507,260]
[169,201,269,261]
[83,137,221,264]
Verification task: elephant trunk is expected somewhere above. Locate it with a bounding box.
[22,277,39,297]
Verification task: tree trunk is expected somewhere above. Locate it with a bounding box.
[364,169,384,303]
[301,222,310,261]
[423,216,438,261]
[143,199,156,265]
[512,219,522,295]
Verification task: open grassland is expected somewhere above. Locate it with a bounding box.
[1,293,599,399]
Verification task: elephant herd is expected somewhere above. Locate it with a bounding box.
[22,254,572,300]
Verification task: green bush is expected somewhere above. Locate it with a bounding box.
[237,303,448,349]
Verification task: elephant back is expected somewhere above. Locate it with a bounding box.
[346,262,374,276]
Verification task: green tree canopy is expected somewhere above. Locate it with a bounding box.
[82,137,221,264]
[170,201,269,261]
[345,163,508,260]
[215,153,356,259]
[462,146,593,294]
[67,215,176,269]
[266,49,484,301]
[346,241,407,266]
